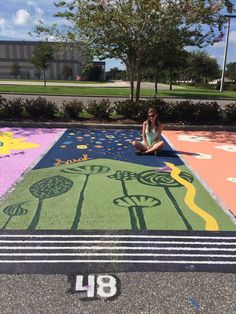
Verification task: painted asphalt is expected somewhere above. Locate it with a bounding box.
[165,130,236,216]
[0,126,235,312]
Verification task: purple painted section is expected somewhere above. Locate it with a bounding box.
[0,127,65,198]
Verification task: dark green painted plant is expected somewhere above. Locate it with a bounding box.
[108,170,137,197]
[137,170,194,230]
[2,202,28,230]
[61,165,110,230]
[108,171,161,229]
[114,195,161,230]
[28,175,73,230]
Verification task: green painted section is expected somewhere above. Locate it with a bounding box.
[0,159,235,231]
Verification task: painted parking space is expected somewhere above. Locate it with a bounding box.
[0,128,65,198]
[0,127,235,273]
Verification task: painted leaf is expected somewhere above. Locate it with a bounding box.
[29,175,73,199]
[3,202,28,217]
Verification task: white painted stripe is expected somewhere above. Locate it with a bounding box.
[0,246,235,251]
[0,260,235,264]
[0,240,235,245]
[0,253,235,258]
[0,234,235,240]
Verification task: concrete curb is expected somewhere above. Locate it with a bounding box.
[1,120,236,131]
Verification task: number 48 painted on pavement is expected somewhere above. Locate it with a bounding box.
[74,274,118,299]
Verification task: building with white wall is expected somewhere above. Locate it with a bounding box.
[0,40,105,80]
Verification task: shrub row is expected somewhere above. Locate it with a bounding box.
[0,95,236,124]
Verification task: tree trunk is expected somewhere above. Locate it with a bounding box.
[154,75,158,98]
[126,61,134,102]
[135,71,142,102]
[130,73,134,102]
[43,69,46,87]
[169,68,173,91]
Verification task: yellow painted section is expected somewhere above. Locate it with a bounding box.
[77,145,88,149]
[165,162,219,231]
[0,132,39,155]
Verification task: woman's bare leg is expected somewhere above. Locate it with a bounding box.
[132,140,147,152]
[143,141,164,154]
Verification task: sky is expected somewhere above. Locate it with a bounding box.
[0,0,236,72]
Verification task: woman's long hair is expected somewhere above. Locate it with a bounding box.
[147,108,159,132]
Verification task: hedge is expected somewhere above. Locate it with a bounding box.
[0,96,235,124]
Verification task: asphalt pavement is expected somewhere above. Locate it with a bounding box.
[0,272,235,314]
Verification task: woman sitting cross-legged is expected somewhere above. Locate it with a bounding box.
[132,107,164,155]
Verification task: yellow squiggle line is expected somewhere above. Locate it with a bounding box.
[165,162,219,231]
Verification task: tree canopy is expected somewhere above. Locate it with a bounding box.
[186,51,220,86]
[36,0,235,99]
[226,62,236,81]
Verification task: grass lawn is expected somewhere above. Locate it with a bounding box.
[1,83,236,99]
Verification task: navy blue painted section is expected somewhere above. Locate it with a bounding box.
[34,128,184,169]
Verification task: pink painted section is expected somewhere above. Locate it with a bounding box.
[0,128,65,198]
[164,130,236,216]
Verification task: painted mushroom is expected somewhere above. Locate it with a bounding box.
[114,195,161,230]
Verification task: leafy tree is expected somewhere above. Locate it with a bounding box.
[61,65,73,80]
[10,62,21,79]
[145,26,189,93]
[81,62,102,81]
[31,41,54,87]
[35,0,234,100]
[226,62,236,81]
[106,67,123,80]
[186,51,220,87]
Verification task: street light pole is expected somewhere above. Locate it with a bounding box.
[220,15,236,92]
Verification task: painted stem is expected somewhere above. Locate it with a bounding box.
[136,206,147,230]
[121,179,128,197]
[121,179,134,229]
[71,174,89,230]
[128,207,138,230]
[164,187,193,231]
[1,215,12,230]
[28,198,44,230]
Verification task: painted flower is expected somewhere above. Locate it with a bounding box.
[195,153,212,159]
[227,177,236,183]
[0,131,39,155]
[215,145,236,152]
[177,135,211,143]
